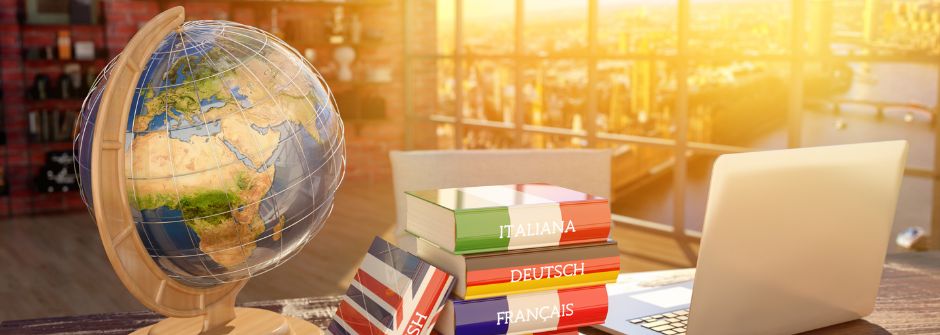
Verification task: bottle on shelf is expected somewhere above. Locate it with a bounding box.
[57,30,72,61]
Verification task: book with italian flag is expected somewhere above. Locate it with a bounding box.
[405,184,611,255]
[413,237,619,300]
[432,285,609,335]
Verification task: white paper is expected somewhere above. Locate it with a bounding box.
[629,287,693,309]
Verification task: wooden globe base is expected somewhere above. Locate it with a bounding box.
[130,308,323,335]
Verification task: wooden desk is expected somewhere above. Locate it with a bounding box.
[2,252,938,335]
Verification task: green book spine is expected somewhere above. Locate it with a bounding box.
[454,209,511,254]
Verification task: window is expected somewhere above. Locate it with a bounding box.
[404,0,940,249]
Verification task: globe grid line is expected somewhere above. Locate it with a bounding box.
[154,30,227,285]
[197,23,326,275]
[176,22,317,280]
[189,20,343,134]
[178,24,259,274]
[179,26,254,283]
[125,132,344,227]
[122,107,331,180]
[138,163,344,260]
[142,188,335,261]
[126,41,165,273]
[189,20,346,161]
[126,32,186,266]
[135,20,345,284]
[131,42,258,91]
[200,22,347,186]
[179,25,294,275]
[75,55,118,216]
[122,26,339,182]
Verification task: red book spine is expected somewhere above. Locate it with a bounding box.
[555,285,609,329]
[559,201,611,245]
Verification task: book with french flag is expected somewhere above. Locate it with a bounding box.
[404,183,618,335]
[433,286,609,335]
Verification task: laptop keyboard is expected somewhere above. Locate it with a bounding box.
[628,309,689,334]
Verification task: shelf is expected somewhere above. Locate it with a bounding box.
[26,99,86,108]
[23,59,108,66]
[20,24,104,30]
[1,3,102,218]
[28,141,74,149]
[224,0,392,7]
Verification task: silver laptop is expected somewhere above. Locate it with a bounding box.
[598,141,909,335]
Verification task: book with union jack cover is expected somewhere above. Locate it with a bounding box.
[405,184,611,255]
[328,237,456,335]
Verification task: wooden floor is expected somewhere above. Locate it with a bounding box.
[0,179,698,321]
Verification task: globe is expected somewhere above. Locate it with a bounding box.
[74,20,345,288]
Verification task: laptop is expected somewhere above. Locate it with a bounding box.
[597,140,909,335]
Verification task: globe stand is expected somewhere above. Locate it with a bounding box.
[130,308,321,335]
[89,6,321,335]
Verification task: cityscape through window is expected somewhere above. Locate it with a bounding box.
[404,0,940,246]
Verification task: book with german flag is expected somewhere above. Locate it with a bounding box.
[413,237,619,300]
[432,285,609,335]
[405,184,611,255]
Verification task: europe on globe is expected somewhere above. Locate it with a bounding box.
[75,20,346,288]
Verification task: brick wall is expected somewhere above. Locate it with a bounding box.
[0,0,23,215]
[0,0,425,216]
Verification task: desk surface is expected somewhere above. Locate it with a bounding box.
[2,252,938,335]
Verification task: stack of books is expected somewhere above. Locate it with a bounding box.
[404,184,619,335]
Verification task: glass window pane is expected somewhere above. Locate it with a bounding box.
[463,128,514,149]
[598,0,677,55]
[606,141,676,226]
[461,59,515,123]
[824,1,940,57]
[690,0,791,56]
[522,133,588,149]
[598,60,675,139]
[409,58,457,117]
[524,0,587,56]
[463,0,515,55]
[686,61,790,149]
[521,59,588,130]
[802,61,937,170]
[408,0,454,55]
[438,0,456,55]
[436,122,457,149]
[682,153,717,233]
[405,0,457,55]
